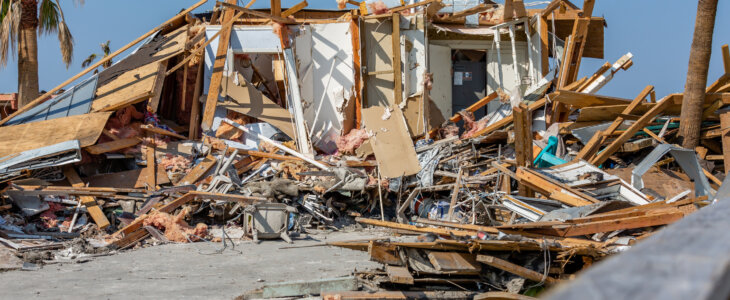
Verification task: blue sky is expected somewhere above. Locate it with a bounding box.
[0,0,728,99]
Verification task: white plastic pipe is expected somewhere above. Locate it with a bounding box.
[222,118,331,171]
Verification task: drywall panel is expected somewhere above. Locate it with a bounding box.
[428,44,452,120]
[403,15,426,98]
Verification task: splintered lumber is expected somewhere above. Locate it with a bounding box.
[368,241,403,265]
[427,251,482,274]
[447,168,463,220]
[390,0,436,13]
[575,85,653,161]
[554,210,686,237]
[281,0,307,17]
[0,0,208,126]
[385,265,414,285]
[474,98,546,138]
[720,111,730,173]
[176,154,217,186]
[355,217,479,238]
[84,138,141,155]
[476,255,560,285]
[141,147,157,190]
[513,167,597,206]
[218,2,294,24]
[513,103,533,197]
[552,90,633,108]
[202,0,237,132]
[63,167,110,229]
[140,124,187,140]
[428,92,498,138]
[591,94,674,165]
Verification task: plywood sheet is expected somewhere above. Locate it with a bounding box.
[0,112,111,158]
[362,106,421,178]
[219,73,296,139]
[91,61,165,111]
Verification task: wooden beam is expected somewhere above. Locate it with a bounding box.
[386,265,414,285]
[552,90,633,108]
[720,111,730,174]
[141,147,157,191]
[447,168,463,221]
[591,95,674,165]
[202,0,238,131]
[477,254,560,284]
[539,14,549,76]
[165,11,245,77]
[0,0,208,126]
[515,168,597,206]
[176,154,217,186]
[722,44,730,74]
[428,92,498,138]
[574,85,653,161]
[392,13,403,105]
[281,0,307,18]
[270,0,281,17]
[84,138,141,155]
[554,211,686,237]
[473,98,546,138]
[63,167,110,229]
[513,103,533,197]
[390,0,436,13]
[140,124,187,140]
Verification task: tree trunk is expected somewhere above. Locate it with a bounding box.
[17,0,39,108]
[678,0,718,148]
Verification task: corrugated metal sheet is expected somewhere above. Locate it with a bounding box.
[5,76,97,125]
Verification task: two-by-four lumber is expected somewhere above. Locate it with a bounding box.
[63,167,110,229]
[176,154,217,186]
[219,2,293,24]
[386,265,414,285]
[392,13,403,105]
[591,94,674,165]
[202,0,238,132]
[0,0,209,126]
[473,98,546,138]
[281,0,307,18]
[513,103,533,197]
[84,138,141,155]
[574,85,654,161]
[477,254,560,284]
[553,210,686,237]
[428,92,498,138]
[515,168,597,206]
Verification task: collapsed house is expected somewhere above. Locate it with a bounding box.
[1,0,729,299]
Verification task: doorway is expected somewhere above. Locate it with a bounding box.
[451,50,487,123]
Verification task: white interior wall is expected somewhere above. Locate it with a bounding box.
[428,44,452,120]
[293,23,355,149]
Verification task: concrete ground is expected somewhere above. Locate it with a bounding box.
[0,229,385,300]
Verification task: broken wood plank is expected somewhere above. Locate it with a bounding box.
[176,154,217,186]
[427,251,482,274]
[476,254,560,285]
[140,124,187,140]
[554,210,686,237]
[202,0,237,131]
[84,138,141,155]
[368,241,403,266]
[386,265,414,285]
[591,94,674,165]
[63,167,110,229]
[281,0,307,18]
[219,2,294,24]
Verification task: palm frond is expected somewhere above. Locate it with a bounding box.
[57,20,73,67]
[0,2,10,67]
[100,40,111,68]
[38,0,60,35]
[0,0,9,23]
[81,53,96,68]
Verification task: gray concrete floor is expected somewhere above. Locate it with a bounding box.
[0,230,385,300]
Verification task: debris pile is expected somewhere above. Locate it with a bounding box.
[1,0,729,298]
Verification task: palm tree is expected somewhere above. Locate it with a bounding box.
[678,0,719,148]
[0,0,79,108]
[81,40,111,74]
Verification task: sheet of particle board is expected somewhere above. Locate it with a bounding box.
[0,112,112,158]
[362,105,421,178]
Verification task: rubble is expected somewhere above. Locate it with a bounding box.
[0,0,729,299]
